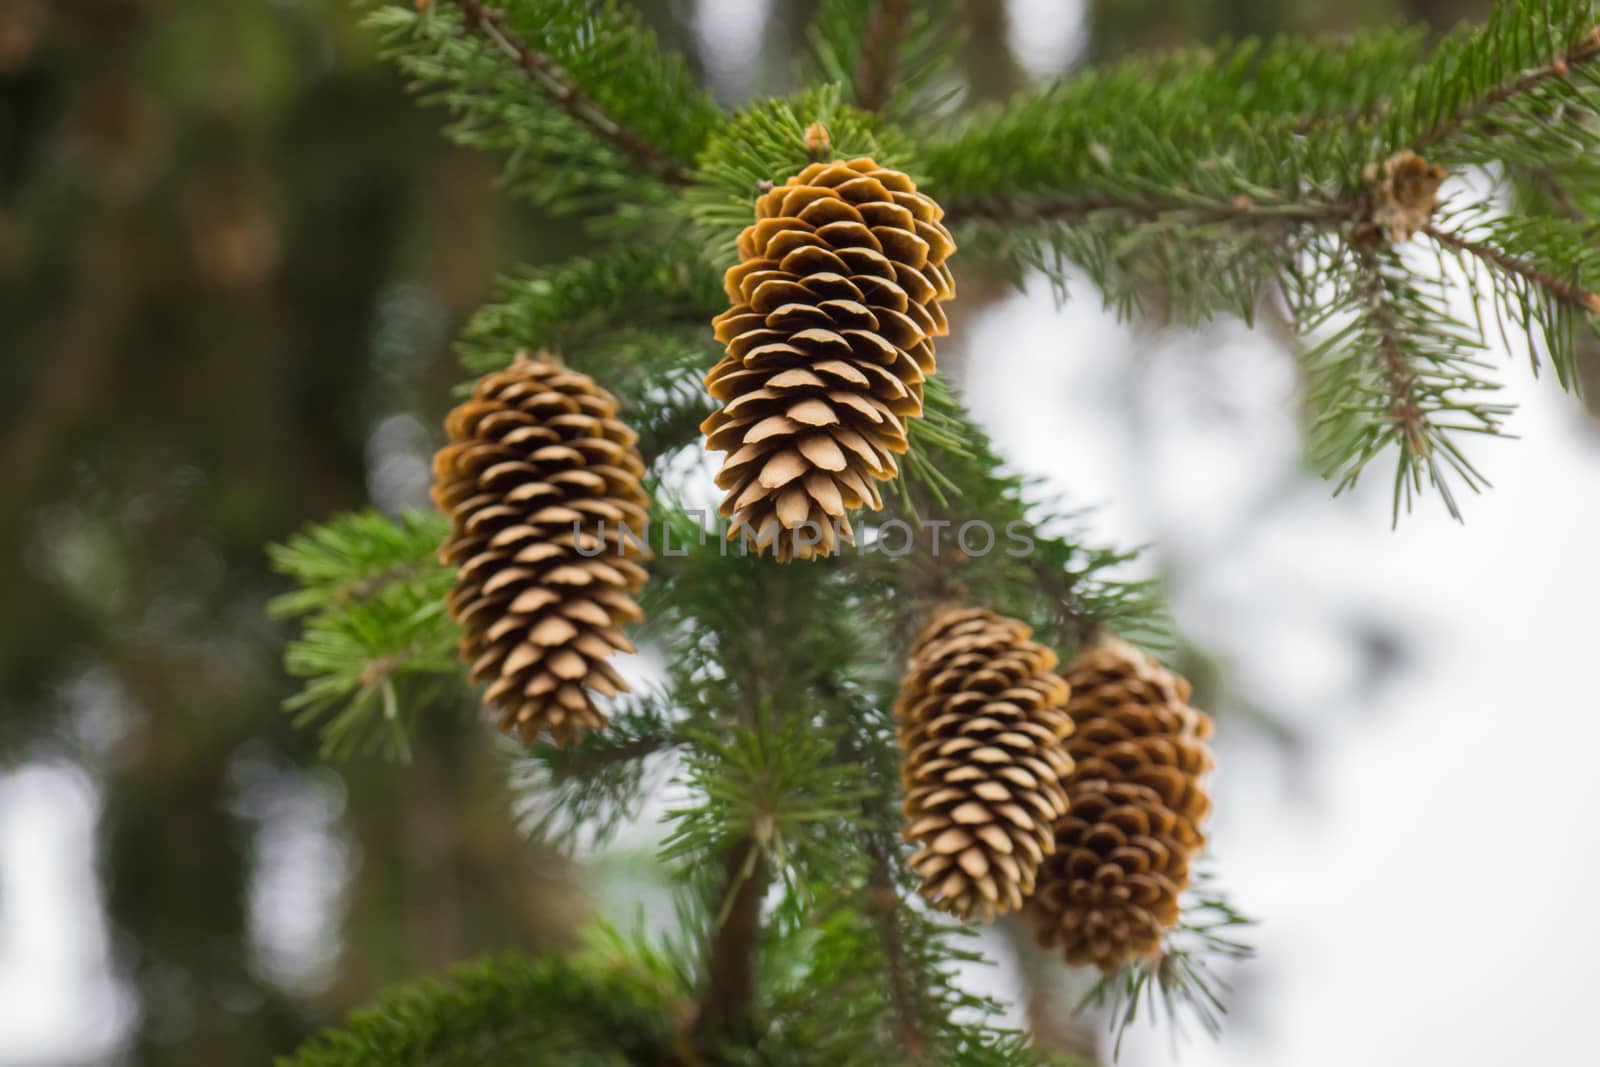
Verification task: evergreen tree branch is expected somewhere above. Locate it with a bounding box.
[1298,240,1507,521]
[458,242,723,383]
[1423,221,1600,315]
[270,510,463,759]
[896,380,1173,653]
[543,730,677,780]
[1412,22,1600,154]
[853,0,914,114]
[437,0,693,185]
[510,699,680,850]
[1356,242,1433,475]
[807,0,963,124]
[268,509,449,619]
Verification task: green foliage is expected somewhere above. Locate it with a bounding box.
[277,943,693,1066]
[894,377,1173,654]
[1294,241,1506,520]
[921,39,1359,315]
[456,242,725,434]
[268,508,450,619]
[361,0,719,220]
[459,243,722,372]
[806,0,967,123]
[924,0,1600,517]
[509,696,679,850]
[472,0,722,167]
[1433,211,1600,387]
[270,510,460,760]
[686,84,920,262]
[1397,2,1600,162]
[662,714,871,894]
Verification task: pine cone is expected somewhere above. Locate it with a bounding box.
[896,607,1073,922]
[432,353,651,746]
[1025,638,1214,971]
[702,157,956,561]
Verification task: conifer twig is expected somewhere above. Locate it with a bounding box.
[1413,23,1600,152]
[439,0,691,185]
[545,731,678,780]
[1422,222,1600,314]
[864,833,928,1061]
[853,0,914,113]
[1357,246,1425,444]
[1354,242,1431,473]
[333,559,438,606]
[1527,168,1584,221]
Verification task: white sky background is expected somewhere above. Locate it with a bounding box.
[957,277,1600,1066]
[5,2,1600,1064]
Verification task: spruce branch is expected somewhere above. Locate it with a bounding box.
[1299,241,1507,522]
[853,0,914,114]
[807,0,962,123]
[270,510,463,759]
[268,509,449,619]
[1423,221,1600,315]
[510,700,680,849]
[1412,20,1600,154]
[437,0,692,185]
[458,242,723,378]
[1356,242,1433,476]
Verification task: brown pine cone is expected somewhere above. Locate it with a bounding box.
[1025,637,1214,971]
[432,353,650,746]
[702,157,956,561]
[896,606,1073,922]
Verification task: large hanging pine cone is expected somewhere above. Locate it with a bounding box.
[895,607,1074,922]
[432,353,651,746]
[1025,637,1214,971]
[702,156,956,561]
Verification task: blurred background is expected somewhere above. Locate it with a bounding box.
[9,1,1598,1065]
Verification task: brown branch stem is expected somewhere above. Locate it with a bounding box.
[1354,243,1429,459]
[440,0,689,185]
[547,731,676,780]
[1423,222,1600,314]
[863,833,929,1061]
[853,0,914,114]
[692,833,769,1055]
